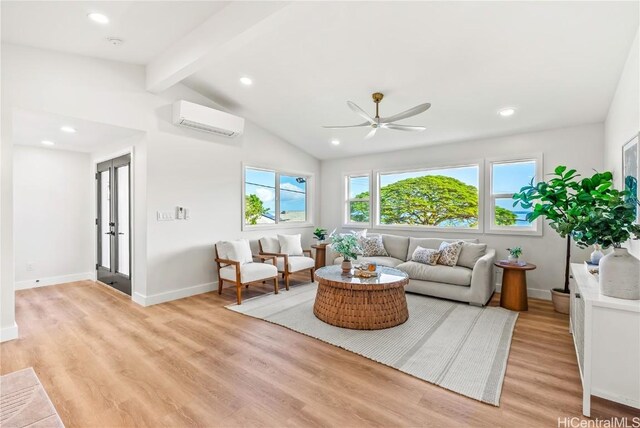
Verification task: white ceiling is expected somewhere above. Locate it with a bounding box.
[2,2,638,160]
[182,1,639,159]
[1,1,229,64]
[12,109,143,153]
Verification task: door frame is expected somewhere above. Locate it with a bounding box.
[91,146,136,298]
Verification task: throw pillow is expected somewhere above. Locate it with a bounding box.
[259,236,280,254]
[218,240,253,265]
[437,241,464,267]
[278,234,304,256]
[411,246,440,265]
[351,229,367,255]
[360,234,389,257]
[456,242,487,269]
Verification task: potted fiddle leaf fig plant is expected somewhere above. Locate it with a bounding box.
[513,166,592,313]
[330,233,361,273]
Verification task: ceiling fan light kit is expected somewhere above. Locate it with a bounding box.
[323,92,430,139]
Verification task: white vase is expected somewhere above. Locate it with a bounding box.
[590,246,604,265]
[599,248,640,300]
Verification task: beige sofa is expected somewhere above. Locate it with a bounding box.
[328,234,496,306]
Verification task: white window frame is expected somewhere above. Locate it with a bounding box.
[242,164,313,230]
[485,154,543,236]
[372,160,485,234]
[343,171,373,228]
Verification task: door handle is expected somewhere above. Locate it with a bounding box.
[118,232,125,235]
[105,232,115,235]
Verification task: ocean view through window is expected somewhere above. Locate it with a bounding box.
[244,167,308,227]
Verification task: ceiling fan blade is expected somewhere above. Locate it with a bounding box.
[381,103,431,124]
[347,101,376,125]
[383,124,426,132]
[365,127,377,139]
[322,122,370,129]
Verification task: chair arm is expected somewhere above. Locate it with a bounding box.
[303,249,313,259]
[469,249,496,306]
[260,252,288,271]
[215,258,240,268]
[256,254,277,265]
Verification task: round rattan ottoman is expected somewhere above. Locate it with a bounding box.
[313,265,409,330]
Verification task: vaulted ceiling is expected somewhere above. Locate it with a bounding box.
[2,1,638,159]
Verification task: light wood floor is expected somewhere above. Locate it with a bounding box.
[1,276,637,427]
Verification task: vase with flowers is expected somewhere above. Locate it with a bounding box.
[330,233,362,273]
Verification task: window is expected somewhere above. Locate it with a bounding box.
[376,164,480,230]
[487,156,542,234]
[243,166,309,227]
[345,174,371,225]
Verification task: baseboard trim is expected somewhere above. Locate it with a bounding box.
[0,322,19,342]
[15,272,96,290]
[495,283,551,301]
[132,281,217,307]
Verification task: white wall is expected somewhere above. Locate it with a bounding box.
[1,43,320,336]
[320,123,605,298]
[604,29,639,259]
[13,146,93,288]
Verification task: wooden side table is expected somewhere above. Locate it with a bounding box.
[494,261,537,311]
[311,243,328,270]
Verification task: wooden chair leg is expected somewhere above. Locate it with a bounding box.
[310,268,315,283]
[246,284,249,288]
[273,277,279,294]
[236,285,242,305]
[218,279,223,295]
[284,272,290,291]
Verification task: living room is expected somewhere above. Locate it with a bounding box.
[1,1,638,427]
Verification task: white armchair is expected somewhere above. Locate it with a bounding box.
[258,235,315,290]
[215,240,279,305]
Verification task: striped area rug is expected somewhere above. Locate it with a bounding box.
[227,283,518,405]
[0,368,64,428]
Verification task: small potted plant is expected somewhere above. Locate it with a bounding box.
[507,247,522,264]
[330,233,361,273]
[313,227,328,244]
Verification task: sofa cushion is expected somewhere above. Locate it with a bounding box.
[274,256,315,272]
[219,262,277,283]
[361,235,389,257]
[334,256,404,268]
[259,236,280,254]
[457,242,488,269]
[411,246,440,265]
[438,241,464,267]
[396,261,472,286]
[407,237,479,260]
[380,234,410,261]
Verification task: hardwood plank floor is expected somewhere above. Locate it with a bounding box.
[1,276,637,427]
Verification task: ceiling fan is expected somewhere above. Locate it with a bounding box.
[323,92,431,139]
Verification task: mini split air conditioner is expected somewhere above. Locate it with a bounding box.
[172,100,244,137]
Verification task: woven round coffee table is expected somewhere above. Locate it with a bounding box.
[313,265,409,330]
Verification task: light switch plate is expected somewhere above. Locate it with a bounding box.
[157,211,174,221]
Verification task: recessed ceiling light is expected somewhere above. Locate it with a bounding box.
[331,139,340,146]
[41,140,55,146]
[88,12,109,24]
[60,126,76,133]
[239,77,253,86]
[498,108,515,117]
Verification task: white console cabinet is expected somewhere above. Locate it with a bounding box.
[569,263,640,416]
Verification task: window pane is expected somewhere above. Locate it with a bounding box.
[100,170,110,269]
[349,176,369,199]
[349,201,370,223]
[492,161,536,194]
[495,197,532,227]
[117,165,130,276]
[245,168,276,225]
[379,166,479,228]
[280,174,307,222]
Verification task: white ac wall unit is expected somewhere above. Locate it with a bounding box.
[172,100,244,137]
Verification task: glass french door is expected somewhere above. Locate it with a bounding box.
[96,154,131,295]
